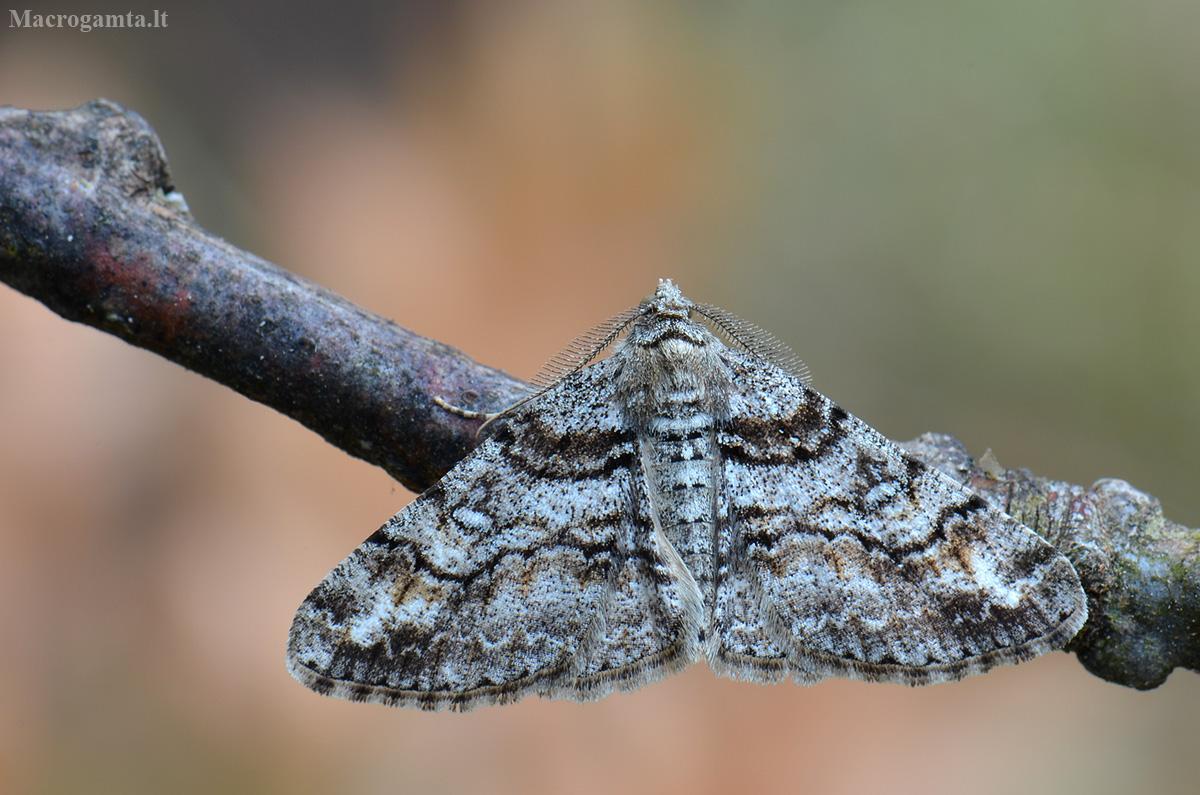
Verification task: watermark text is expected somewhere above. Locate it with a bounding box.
[9,9,168,32]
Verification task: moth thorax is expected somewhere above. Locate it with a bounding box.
[615,337,733,429]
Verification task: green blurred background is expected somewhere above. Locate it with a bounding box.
[1,2,1197,793]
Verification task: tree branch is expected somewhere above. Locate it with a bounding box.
[0,99,528,491]
[1,100,1195,691]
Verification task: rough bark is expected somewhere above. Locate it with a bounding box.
[1,100,1195,690]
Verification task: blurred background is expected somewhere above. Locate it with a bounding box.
[2,1,1198,793]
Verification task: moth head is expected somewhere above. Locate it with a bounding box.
[642,278,693,319]
[625,279,714,353]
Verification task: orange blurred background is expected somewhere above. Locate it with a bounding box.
[1,2,1197,793]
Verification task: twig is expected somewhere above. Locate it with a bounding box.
[0,99,528,492]
[1,100,1195,690]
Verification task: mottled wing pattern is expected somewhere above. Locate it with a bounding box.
[712,351,1088,684]
[287,359,701,710]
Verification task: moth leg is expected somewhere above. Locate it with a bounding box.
[431,394,501,422]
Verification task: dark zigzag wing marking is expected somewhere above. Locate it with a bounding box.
[712,350,1088,685]
[287,358,699,710]
[287,434,618,711]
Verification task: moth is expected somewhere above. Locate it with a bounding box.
[287,280,1088,710]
